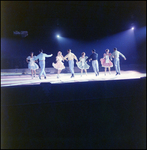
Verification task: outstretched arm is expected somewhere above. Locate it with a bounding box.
[86,54,92,62]
[33,56,38,62]
[35,60,38,63]
[119,52,126,60]
[35,55,39,60]
[89,58,92,62]
[45,54,53,57]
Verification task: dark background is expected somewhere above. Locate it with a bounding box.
[1,78,146,149]
[1,1,146,69]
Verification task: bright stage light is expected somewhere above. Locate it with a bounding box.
[131,27,134,30]
[57,35,60,38]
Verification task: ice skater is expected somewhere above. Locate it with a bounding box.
[110,47,126,75]
[64,49,78,78]
[26,52,39,79]
[35,49,53,79]
[76,52,90,77]
[100,49,113,75]
[87,49,99,76]
[52,51,65,78]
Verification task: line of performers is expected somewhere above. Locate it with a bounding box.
[26,48,126,79]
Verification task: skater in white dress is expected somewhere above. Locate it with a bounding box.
[100,49,113,75]
[52,51,65,78]
[76,52,90,76]
[26,52,39,78]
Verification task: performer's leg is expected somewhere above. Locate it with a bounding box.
[81,69,83,76]
[114,59,118,74]
[95,60,99,75]
[68,60,72,74]
[116,59,120,75]
[34,70,36,77]
[117,60,120,74]
[92,61,95,74]
[104,67,107,75]
[69,60,74,77]
[58,70,62,78]
[39,61,44,78]
[31,70,33,76]
[92,61,97,76]
[108,67,111,74]
[84,69,87,75]
[57,70,60,78]
[58,70,61,74]
[31,70,33,78]
[42,61,46,78]
[71,60,74,76]
[115,59,119,75]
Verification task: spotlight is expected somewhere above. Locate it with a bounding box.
[57,35,60,38]
[131,27,134,30]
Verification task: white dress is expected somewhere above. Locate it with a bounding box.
[100,53,113,67]
[52,56,65,70]
[76,56,90,69]
[27,56,39,70]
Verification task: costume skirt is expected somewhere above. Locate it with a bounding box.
[100,58,113,67]
[52,61,65,70]
[28,62,39,70]
[76,61,90,69]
